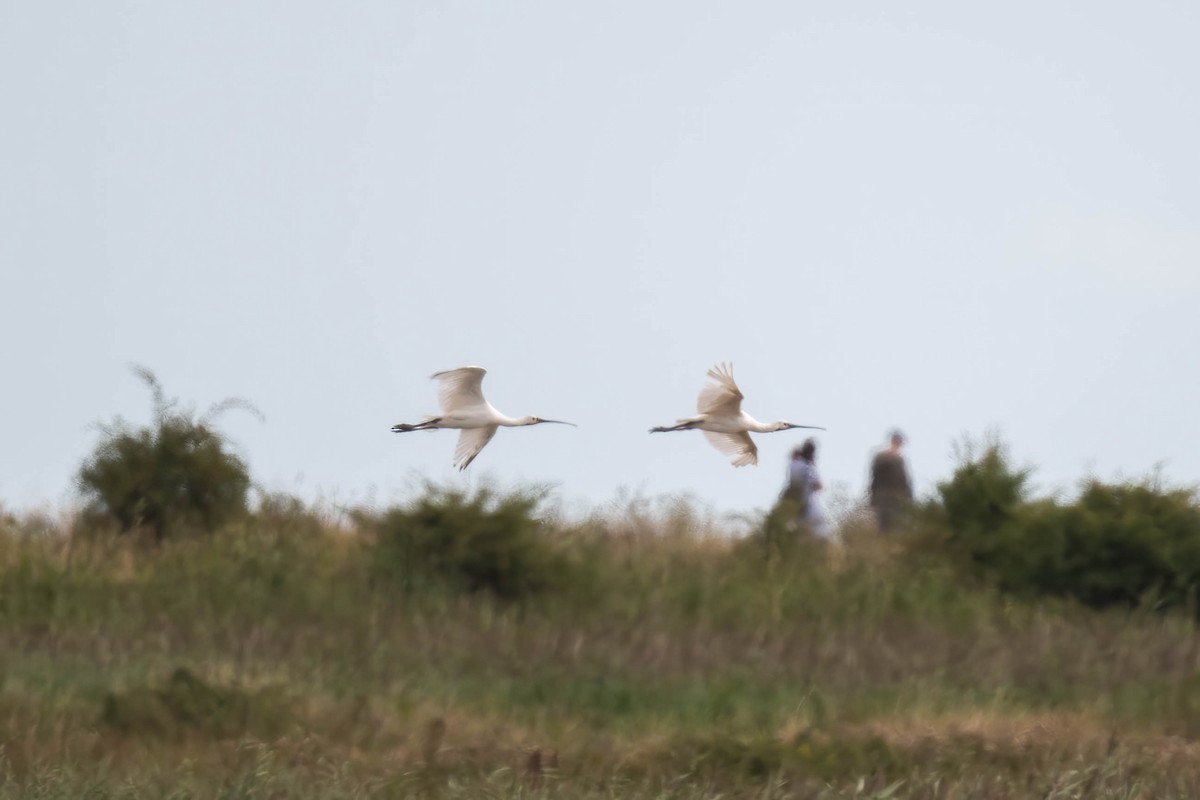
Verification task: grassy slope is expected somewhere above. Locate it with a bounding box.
[3,504,1200,799]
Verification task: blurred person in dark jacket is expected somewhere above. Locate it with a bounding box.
[869,429,912,533]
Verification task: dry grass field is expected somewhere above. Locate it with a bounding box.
[3,486,1200,799]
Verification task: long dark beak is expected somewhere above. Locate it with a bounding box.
[539,419,577,427]
[787,424,826,431]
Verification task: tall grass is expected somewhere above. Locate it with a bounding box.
[2,490,1200,798]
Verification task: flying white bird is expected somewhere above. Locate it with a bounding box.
[650,362,824,467]
[391,366,575,470]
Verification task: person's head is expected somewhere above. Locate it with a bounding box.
[795,438,817,463]
[888,429,905,450]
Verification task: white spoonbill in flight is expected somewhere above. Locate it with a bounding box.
[650,362,824,467]
[391,366,575,470]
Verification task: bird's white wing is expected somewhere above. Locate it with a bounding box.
[452,425,498,470]
[703,430,758,467]
[697,362,744,416]
[431,366,488,413]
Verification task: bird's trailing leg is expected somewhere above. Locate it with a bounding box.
[649,421,697,433]
[391,417,442,433]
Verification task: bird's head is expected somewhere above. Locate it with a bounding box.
[774,421,826,432]
[521,416,577,427]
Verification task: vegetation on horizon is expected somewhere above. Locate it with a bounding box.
[76,365,262,541]
[2,376,1199,797]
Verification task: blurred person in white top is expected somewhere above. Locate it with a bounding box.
[782,438,831,540]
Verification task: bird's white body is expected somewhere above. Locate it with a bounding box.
[650,363,823,467]
[671,412,782,436]
[391,366,574,470]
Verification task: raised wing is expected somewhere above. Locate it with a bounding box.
[703,430,758,467]
[431,366,488,413]
[697,362,744,417]
[452,425,498,471]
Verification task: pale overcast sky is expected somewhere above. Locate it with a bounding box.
[3,2,1198,518]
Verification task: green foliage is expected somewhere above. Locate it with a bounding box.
[6,497,1200,796]
[102,667,294,740]
[1032,480,1200,609]
[366,484,570,600]
[76,366,259,540]
[938,441,1030,540]
[913,437,1049,596]
[925,438,1200,612]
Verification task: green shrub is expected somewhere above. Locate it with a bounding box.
[366,484,569,601]
[938,440,1031,543]
[910,440,1035,591]
[923,438,1200,611]
[76,366,260,540]
[1036,480,1200,609]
